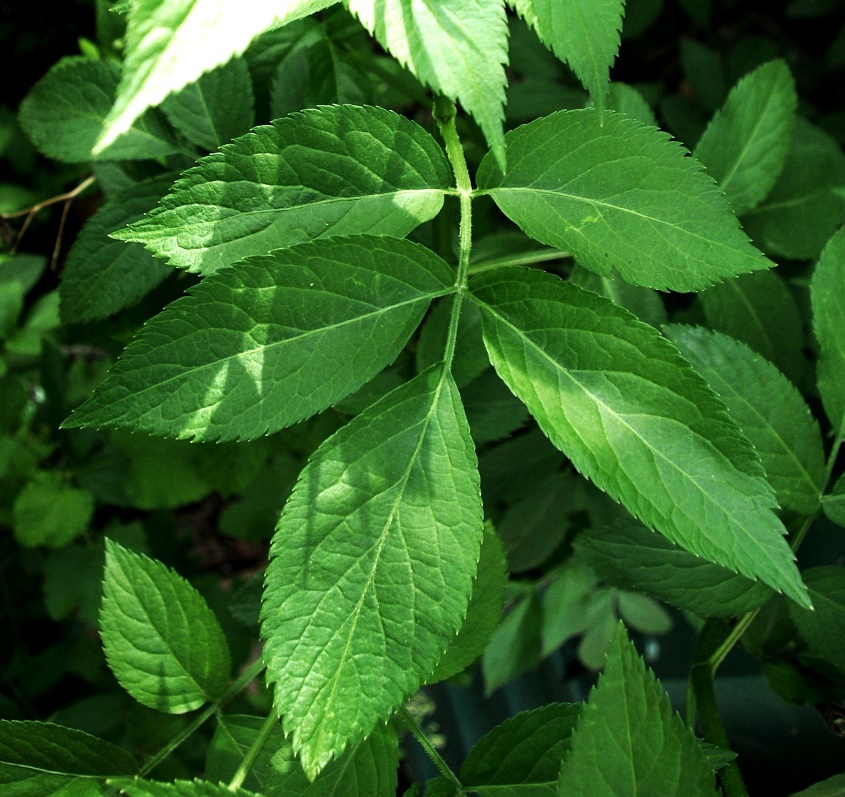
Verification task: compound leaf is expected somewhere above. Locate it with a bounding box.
[576,521,774,618]
[665,325,825,514]
[161,57,255,151]
[100,540,231,713]
[812,228,845,439]
[61,173,175,324]
[94,0,336,153]
[694,59,797,215]
[508,0,624,115]
[470,268,809,607]
[0,720,136,796]
[63,236,453,442]
[557,625,719,797]
[19,57,179,163]
[348,0,509,168]
[117,104,452,274]
[261,366,483,778]
[476,108,774,292]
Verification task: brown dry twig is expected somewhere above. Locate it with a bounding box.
[0,174,96,266]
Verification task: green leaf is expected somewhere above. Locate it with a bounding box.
[111,780,261,797]
[261,366,483,778]
[461,367,531,444]
[100,540,232,712]
[617,592,672,635]
[576,521,774,618]
[824,474,845,528]
[508,0,624,115]
[264,723,399,796]
[206,715,286,792]
[791,773,845,797]
[476,109,773,291]
[812,228,845,438]
[161,57,254,151]
[557,625,720,797]
[19,57,179,163]
[694,59,797,215]
[427,522,507,683]
[60,173,175,324]
[483,589,542,695]
[348,0,509,168]
[93,0,337,153]
[13,471,94,548]
[605,82,658,127]
[665,325,825,514]
[541,559,597,657]
[417,299,489,389]
[788,567,845,671]
[568,263,667,328]
[461,703,582,796]
[117,105,452,275]
[697,269,806,385]
[0,720,136,796]
[742,119,845,260]
[470,268,809,607]
[63,236,453,442]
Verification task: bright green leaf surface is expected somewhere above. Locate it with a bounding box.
[742,119,845,260]
[161,57,254,150]
[60,173,175,323]
[666,325,825,513]
[111,779,261,796]
[477,109,773,291]
[557,625,720,797]
[0,720,136,795]
[13,471,94,548]
[63,237,453,442]
[697,269,806,385]
[266,723,399,796]
[788,567,845,671]
[428,522,507,684]
[605,82,658,127]
[508,0,624,115]
[19,57,179,163]
[100,540,232,712]
[348,0,509,168]
[261,366,483,778]
[118,105,452,274]
[470,268,809,606]
[694,59,796,215]
[94,0,336,153]
[461,703,582,796]
[812,228,845,438]
[576,521,774,617]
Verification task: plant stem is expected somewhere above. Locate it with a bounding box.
[227,710,279,791]
[138,657,266,778]
[433,96,473,373]
[468,247,571,274]
[398,705,463,791]
[691,620,749,797]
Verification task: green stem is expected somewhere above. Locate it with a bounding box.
[468,247,571,274]
[433,96,474,373]
[398,705,463,791]
[138,658,266,778]
[227,710,279,791]
[691,621,749,797]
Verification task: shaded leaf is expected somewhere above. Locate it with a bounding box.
[470,268,808,606]
[694,59,797,215]
[557,625,719,796]
[483,589,542,695]
[118,104,452,275]
[111,780,261,797]
[64,236,453,442]
[100,540,231,712]
[824,474,845,529]
[477,108,773,291]
[576,521,774,618]
[261,367,483,778]
[13,471,94,548]
[788,567,845,671]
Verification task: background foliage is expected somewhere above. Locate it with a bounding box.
[2,1,845,795]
